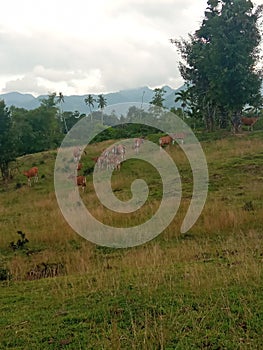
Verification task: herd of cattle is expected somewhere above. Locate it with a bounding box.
[23,116,259,189]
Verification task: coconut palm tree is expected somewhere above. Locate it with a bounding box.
[97,94,107,124]
[175,89,190,120]
[84,94,95,121]
[57,92,68,133]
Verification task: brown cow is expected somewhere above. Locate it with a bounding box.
[77,163,82,171]
[241,117,259,131]
[159,135,173,149]
[68,174,86,191]
[23,167,38,186]
[76,176,86,191]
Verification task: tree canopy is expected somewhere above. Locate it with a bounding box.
[150,88,166,108]
[0,100,18,180]
[172,0,263,131]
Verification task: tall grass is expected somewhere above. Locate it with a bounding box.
[0,131,262,349]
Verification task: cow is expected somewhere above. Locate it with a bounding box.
[133,138,144,154]
[111,155,121,171]
[170,132,186,145]
[68,174,86,191]
[73,147,82,162]
[241,117,259,131]
[159,135,173,149]
[114,144,126,160]
[76,176,86,191]
[23,167,38,186]
[77,163,82,171]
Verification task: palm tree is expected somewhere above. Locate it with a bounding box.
[97,94,107,124]
[57,92,68,133]
[84,94,95,121]
[175,89,190,120]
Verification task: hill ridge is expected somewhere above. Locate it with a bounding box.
[0,85,184,113]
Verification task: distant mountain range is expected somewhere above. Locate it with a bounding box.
[0,85,184,113]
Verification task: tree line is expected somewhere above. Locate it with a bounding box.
[0,91,165,181]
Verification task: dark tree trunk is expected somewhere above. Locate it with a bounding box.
[0,161,10,181]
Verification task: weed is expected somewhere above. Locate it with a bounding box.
[9,230,29,251]
[0,266,10,281]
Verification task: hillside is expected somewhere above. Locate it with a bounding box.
[0,131,263,349]
[0,85,183,113]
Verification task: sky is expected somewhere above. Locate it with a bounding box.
[0,0,262,97]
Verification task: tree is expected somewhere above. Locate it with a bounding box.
[84,94,95,121]
[31,94,62,151]
[0,100,17,180]
[175,88,191,119]
[97,94,107,124]
[150,88,166,108]
[11,107,35,155]
[57,92,68,133]
[40,92,57,108]
[172,0,263,132]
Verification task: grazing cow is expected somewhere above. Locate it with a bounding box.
[97,154,108,171]
[241,117,259,131]
[73,147,82,162]
[68,174,86,191]
[114,144,126,160]
[93,146,125,172]
[159,135,173,149]
[133,138,144,154]
[111,155,121,171]
[76,176,86,191]
[77,163,82,171]
[23,167,38,186]
[170,132,186,145]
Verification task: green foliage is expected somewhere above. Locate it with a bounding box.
[97,94,107,110]
[150,87,166,108]
[11,97,63,155]
[0,267,10,281]
[84,94,96,121]
[9,231,29,251]
[0,100,18,180]
[39,92,57,108]
[56,92,68,133]
[173,0,263,130]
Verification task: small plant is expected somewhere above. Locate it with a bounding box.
[0,267,10,281]
[27,262,65,280]
[243,201,254,211]
[9,230,29,251]
[15,182,22,189]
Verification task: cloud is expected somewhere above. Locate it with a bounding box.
[0,1,203,95]
[3,75,47,95]
[2,0,260,96]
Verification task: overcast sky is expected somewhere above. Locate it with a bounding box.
[0,0,262,96]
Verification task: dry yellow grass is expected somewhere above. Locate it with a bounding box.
[0,133,262,287]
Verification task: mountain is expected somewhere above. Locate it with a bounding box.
[0,85,184,113]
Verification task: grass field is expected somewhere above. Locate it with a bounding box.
[0,130,262,349]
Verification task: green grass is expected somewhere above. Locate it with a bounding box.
[0,130,262,349]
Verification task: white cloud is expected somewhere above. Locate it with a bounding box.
[4,75,47,95]
[0,0,262,96]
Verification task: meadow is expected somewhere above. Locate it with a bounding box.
[0,130,262,349]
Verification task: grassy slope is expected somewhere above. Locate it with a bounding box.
[0,131,262,349]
